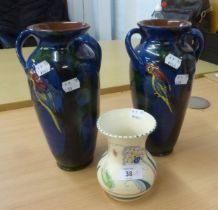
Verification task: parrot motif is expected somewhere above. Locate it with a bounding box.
[146,63,173,112]
[29,70,63,132]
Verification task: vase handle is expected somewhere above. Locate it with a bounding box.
[125,28,145,73]
[72,34,102,71]
[185,28,204,60]
[16,30,39,72]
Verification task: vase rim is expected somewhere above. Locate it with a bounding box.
[97,108,157,139]
[27,21,90,32]
[138,19,192,29]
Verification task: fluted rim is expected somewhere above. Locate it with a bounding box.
[97,108,157,139]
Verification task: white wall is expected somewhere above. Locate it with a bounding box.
[67,0,95,37]
[112,0,160,39]
[67,0,161,40]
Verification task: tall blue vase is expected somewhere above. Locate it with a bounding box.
[125,20,204,156]
[16,22,102,170]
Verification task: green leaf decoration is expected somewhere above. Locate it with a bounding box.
[101,169,114,189]
[34,48,52,63]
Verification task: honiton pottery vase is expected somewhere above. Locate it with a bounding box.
[16,22,102,170]
[97,108,157,201]
[125,19,204,156]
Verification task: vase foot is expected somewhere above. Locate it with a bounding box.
[107,193,144,202]
[149,150,173,157]
[57,158,93,171]
[105,188,154,202]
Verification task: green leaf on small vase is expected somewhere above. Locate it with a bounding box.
[101,169,114,189]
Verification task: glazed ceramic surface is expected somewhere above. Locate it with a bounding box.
[97,108,157,201]
[16,22,102,170]
[125,19,204,156]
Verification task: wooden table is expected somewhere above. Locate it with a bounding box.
[1,40,218,111]
[0,77,218,210]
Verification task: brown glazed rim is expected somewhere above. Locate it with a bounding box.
[27,22,90,32]
[138,19,192,29]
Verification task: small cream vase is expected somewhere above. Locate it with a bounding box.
[97,108,157,201]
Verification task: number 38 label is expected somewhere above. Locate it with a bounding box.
[119,165,143,180]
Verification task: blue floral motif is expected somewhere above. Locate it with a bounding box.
[123,146,145,165]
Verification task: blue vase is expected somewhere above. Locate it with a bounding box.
[16,22,102,170]
[125,20,204,156]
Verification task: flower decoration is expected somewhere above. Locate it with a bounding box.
[123,146,145,164]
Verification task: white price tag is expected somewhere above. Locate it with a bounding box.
[165,53,182,69]
[175,74,189,85]
[62,78,80,93]
[35,61,51,76]
[119,165,143,181]
[214,73,218,78]
[130,109,144,119]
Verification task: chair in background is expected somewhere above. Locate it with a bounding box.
[0,0,69,49]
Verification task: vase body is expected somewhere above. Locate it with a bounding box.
[97,108,157,201]
[125,20,204,156]
[16,22,102,170]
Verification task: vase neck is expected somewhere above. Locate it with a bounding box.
[32,32,83,48]
[138,19,191,41]
[142,27,189,41]
[27,22,89,48]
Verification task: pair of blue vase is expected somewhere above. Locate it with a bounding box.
[16,20,204,171]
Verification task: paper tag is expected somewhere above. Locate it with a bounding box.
[119,165,143,181]
[165,53,182,69]
[130,109,144,119]
[175,74,189,85]
[35,61,51,76]
[62,78,80,93]
[214,73,218,78]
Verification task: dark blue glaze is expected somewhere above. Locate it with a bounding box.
[125,20,204,156]
[16,22,101,170]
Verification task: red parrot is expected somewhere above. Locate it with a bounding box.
[146,63,173,112]
[29,70,62,132]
